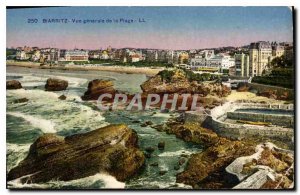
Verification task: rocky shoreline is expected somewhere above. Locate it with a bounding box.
[7,124,145,184]
[152,114,294,189]
[6,68,294,189]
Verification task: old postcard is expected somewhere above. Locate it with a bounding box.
[6,6,294,190]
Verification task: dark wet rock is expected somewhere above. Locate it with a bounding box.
[132,120,140,124]
[7,124,145,183]
[158,141,165,150]
[145,153,152,158]
[13,98,28,104]
[150,162,159,167]
[45,78,68,91]
[141,121,153,127]
[145,121,153,126]
[145,146,155,153]
[81,79,116,101]
[181,154,189,158]
[58,95,67,100]
[140,123,148,127]
[151,124,165,132]
[178,158,186,166]
[174,165,180,171]
[7,80,22,90]
[159,170,167,175]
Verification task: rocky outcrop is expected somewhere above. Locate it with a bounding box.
[161,120,219,147]
[13,98,29,104]
[81,79,116,101]
[58,95,67,100]
[7,124,145,184]
[176,138,256,188]
[158,119,256,188]
[141,70,190,94]
[140,69,231,97]
[45,78,68,91]
[7,80,22,90]
[227,142,294,189]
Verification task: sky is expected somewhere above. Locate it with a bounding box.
[6,6,293,50]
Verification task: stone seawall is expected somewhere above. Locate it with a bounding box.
[210,116,293,141]
[185,102,294,142]
[249,82,294,100]
[227,111,294,128]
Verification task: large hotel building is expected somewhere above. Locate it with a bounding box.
[249,41,285,76]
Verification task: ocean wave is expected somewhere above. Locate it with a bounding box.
[7,88,59,100]
[7,112,56,133]
[7,173,125,189]
[7,89,107,135]
[7,143,31,171]
[126,179,192,189]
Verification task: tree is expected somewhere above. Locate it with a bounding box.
[268,56,293,69]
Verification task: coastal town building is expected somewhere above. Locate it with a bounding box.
[249,41,273,76]
[16,50,29,60]
[229,65,236,76]
[88,50,101,59]
[100,50,109,60]
[31,50,41,62]
[145,50,158,62]
[272,42,285,57]
[178,51,189,64]
[249,41,288,76]
[189,50,234,72]
[234,53,249,77]
[64,50,89,61]
[157,50,168,62]
[129,54,140,62]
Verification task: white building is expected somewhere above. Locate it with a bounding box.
[64,50,89,61]
[16,50,29,60]
[189,51,234,72]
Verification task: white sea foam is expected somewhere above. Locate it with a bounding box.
[7,112,56,133]
[7,143,31,171]
[7,89,59,100]
[151,112,172,118]
[158,150,193,157]
[7,173,125,189]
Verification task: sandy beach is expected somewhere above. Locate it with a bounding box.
[226,90,286,104]
[6,61,164,76]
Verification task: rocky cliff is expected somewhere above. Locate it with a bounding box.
[7,124,145,184]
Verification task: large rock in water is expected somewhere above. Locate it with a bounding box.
[81,79,116,100]
[7,124,145,184]
[6,80,22,90]
[141,69,190,94]
[176,138,256,188]
[140,69,230,97]
[45,78,68,91]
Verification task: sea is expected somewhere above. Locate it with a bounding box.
[6,66,202,189]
